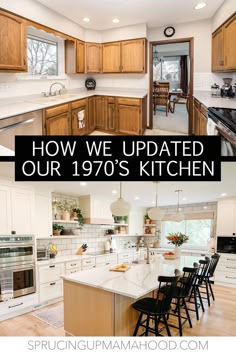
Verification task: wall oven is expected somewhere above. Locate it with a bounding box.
[0,235,36,302]
[216,236,236,254]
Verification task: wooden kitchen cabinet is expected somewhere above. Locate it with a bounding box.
[88,96,96,132]
[44,103,71,135]
[105,96,116,132]
[65,39,85,74]
[117,97,146,135]
[94,96,106,130]
[102,42,121,73]
[121,39,146,73]
[212,13,236,72]
[86,42,102,73]
[71,98,88,136]
[216,198,236,236]
[0,10,27,71]
[193,98,207,136]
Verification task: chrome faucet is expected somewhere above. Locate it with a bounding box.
[49,82,65,96]
[145,243,150,264]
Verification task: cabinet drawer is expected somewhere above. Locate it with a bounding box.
[40,280,63,302]
[95,261,107,268]
[218,264,236,273]
[71,99,87,110]
[105,254,117,263]
[82,258,95,269]
[39,263,63,284]
[65,268,81,275]
[215,271,236,284]
[96,256,107,265]
[45,104,69,118]
[117,98,141,106]
[65,261,82,270]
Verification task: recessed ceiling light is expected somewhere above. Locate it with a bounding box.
[220,193,227,197]
[194,2,207,10]
[80,182,87,186]
[112,190,117,194]
[83,17,90,22]
[152,200,155,204]
[182,197,187,201]
[203,206,208,209]
[112,18,120,24]
[134,196,140,200]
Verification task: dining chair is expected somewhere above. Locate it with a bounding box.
[171,91,189,114]
[153,82,170,116]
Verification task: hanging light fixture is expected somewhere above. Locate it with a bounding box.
[110,182,130,216]
[153,45,159,66]
[172,190,185,222]
[148,182,163,221]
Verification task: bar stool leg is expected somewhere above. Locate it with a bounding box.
[145,315,150,336]
[183,298,192,328]
[163,315,172,336]
[133,313,143,336]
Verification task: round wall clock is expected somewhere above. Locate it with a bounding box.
[164,26,175,37]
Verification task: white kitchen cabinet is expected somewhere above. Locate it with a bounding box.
[34,192,52,238]
[216,199,236,236]
[117,251,133,264]
[79,195,113,224]
[82,258,96,270]
[65,260,82,274]
[215,254,236,286]
[95,254,117,267]
[38,263,65,303]
[0,184,34,235]
[0,294,36,321]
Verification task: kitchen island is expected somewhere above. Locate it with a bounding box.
[62,255,202,336]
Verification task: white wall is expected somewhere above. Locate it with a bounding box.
[101,23,147,43]
[212,0,236,32]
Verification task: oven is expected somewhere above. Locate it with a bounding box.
[207,107,236,157]
[0,235,36,302]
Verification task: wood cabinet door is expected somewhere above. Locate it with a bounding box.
[0,10,27,71]
[102,42,121,73]
[71,99,88,136]
[223,14,236,70]
[193,102,200,135]
[76,40,85,73]
[199,111,207,135]
[117,104,140,135]
[88,97,95,132]
[45,113,70,135]
[95,96,106,130]
[86,43,102,73]
[106,97,116,132]
[121,39,145,73]
[212,27,224,71]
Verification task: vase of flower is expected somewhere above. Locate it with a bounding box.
[174,245,182,258]
[166,232,189,258]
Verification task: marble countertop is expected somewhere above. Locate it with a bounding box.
[193,91,236,109]
[0,88,148,120]
[62,255,204,299]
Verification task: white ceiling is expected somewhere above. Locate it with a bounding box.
[35,0,224,31]
[1,162,235,208]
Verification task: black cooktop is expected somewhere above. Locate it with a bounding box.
[208,107,236,133]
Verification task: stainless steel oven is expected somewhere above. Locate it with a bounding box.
[0,235,36,301]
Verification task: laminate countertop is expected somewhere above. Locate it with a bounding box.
[62,254,204,299]
[0,88,148,120]
[193,91,236,109]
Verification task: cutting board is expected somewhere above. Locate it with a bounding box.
[110,265,130,272]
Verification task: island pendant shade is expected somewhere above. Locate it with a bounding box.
[147,182,163,221]
[110,182,130,216]
[171,189,185,222]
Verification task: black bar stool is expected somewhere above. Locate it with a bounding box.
[186,262,205,320]
[132,270,180,336]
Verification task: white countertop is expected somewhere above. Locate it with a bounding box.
[62,255,204,299]
[0,88,148,120]
[193,91,236,109]
[36,254,92,265]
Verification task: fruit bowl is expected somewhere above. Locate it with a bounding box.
[162,252,176,260]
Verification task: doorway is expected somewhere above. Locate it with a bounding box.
[149,38,194,135]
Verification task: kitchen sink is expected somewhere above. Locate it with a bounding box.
[54,93,79,99]
[25,93,79,104]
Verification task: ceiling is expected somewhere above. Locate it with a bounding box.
[35,0,224,31]
[1,162,235,208]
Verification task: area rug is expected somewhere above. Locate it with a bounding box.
[32,303,64,328]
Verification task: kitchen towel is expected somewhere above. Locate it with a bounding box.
[77,110,85,129]
[207,117,218,135]
[0,269,13,301]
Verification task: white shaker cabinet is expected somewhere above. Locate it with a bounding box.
[38,263,65,303]
[34,192,52,238]
[0,184,34,235]
[216,198,236,236]
[79,195,113,224]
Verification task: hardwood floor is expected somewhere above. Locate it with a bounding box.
[0,284,235,336]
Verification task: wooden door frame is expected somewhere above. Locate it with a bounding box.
[149,37,194,135]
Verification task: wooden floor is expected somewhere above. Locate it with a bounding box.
[0,284,235,336]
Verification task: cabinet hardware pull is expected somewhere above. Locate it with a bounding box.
[226,259,236,261]
[226,276,236,279]
[226,266,236,269]
[8,302,23,309]
[49,265,55,268]
[50,282,56,286]
[71,263,77,266]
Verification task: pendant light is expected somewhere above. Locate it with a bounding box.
[172,189,185,222]
[148,182,163,221]
[110,182,130,216]
[153,45,159,66]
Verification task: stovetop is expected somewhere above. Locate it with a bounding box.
[208,107,236,133]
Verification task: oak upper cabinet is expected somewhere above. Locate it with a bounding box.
[102,42,121,73]
[105,97,116,132]
[117,98,141,135]
[212,27,224,71]
[212,13,236,72]
[88,97,96,132]
[121,39,146,73]
[44,104,71,135]
[86,42,102,73]
[94,96,106,130]
[71,98,88,136]
[216,198,236,236]
[223,14,236,71]
[65,39,85,74]
[0,10,27,71]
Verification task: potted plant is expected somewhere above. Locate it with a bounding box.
[72,208,84,228]
[53,223,64,236]
[144,213,151,224]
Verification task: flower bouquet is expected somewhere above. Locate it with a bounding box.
[166,232,189,246]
